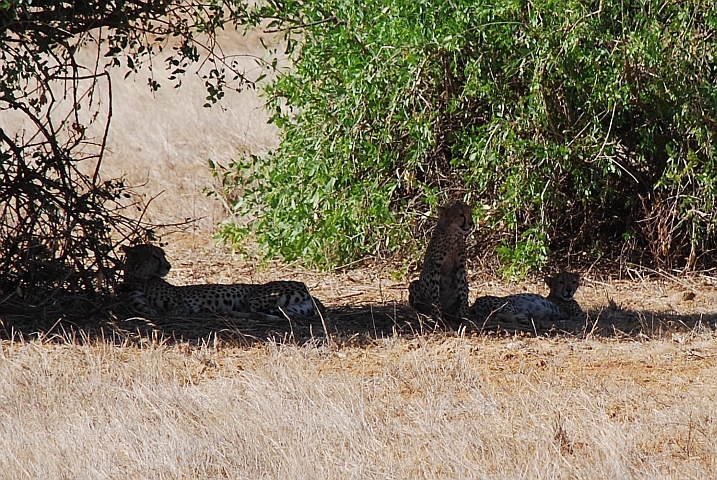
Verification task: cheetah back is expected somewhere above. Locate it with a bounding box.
[135,278,323,317]
[470,293,566,324]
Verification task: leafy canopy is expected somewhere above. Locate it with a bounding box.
[215,0,717,275]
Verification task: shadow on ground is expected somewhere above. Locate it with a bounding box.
[1,296,715,346]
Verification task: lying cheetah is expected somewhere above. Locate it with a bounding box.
[120,244,324,319]
[469,271,584,324]
[544,271,584,319]
[409,200,474,324]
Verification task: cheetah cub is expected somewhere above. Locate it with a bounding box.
[120,244,324,319]
[544,271,584,319]
[470,271,584,324]
[409,200,474,324]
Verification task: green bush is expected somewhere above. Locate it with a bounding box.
[215,0,717,273]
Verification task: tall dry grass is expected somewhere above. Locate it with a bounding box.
[1,332,716,479]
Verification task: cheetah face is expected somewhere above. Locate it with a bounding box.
[455,210,474,234]
[545,271,580,301]
[438,200,474,235]
[122,244,172,280]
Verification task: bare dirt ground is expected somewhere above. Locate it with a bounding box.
[7,232,716,346]
[90,233,717,347]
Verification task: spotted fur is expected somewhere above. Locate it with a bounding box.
[470,271,584,324]
[544,271,584,319]
[120,244,324,318]
[408,201,474,324]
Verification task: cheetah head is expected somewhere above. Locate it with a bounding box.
[437,200,474,235]
[121,244,171,281]
[545,271,580,301]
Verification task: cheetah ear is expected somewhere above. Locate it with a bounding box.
[120,245,131,254]
[544,275,554,287]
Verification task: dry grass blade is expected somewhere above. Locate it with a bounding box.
[1,243,717,478]
[1,334,716,479]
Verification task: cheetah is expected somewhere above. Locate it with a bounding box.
[408,200,474,324]
[120,244,324,319]
[469,271,584,324]
[544,271,584,319]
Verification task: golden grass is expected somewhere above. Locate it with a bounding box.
[3,241,717,478]
[2,332,716,479]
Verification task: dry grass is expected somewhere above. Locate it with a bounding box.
[1,333,717,479]
[2,241,717,478]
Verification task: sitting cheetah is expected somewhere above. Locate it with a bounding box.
[120,244,324,319]
[469,271,584,324]
[408,200,474,324]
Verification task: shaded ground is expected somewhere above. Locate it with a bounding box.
[2,237,716,345]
